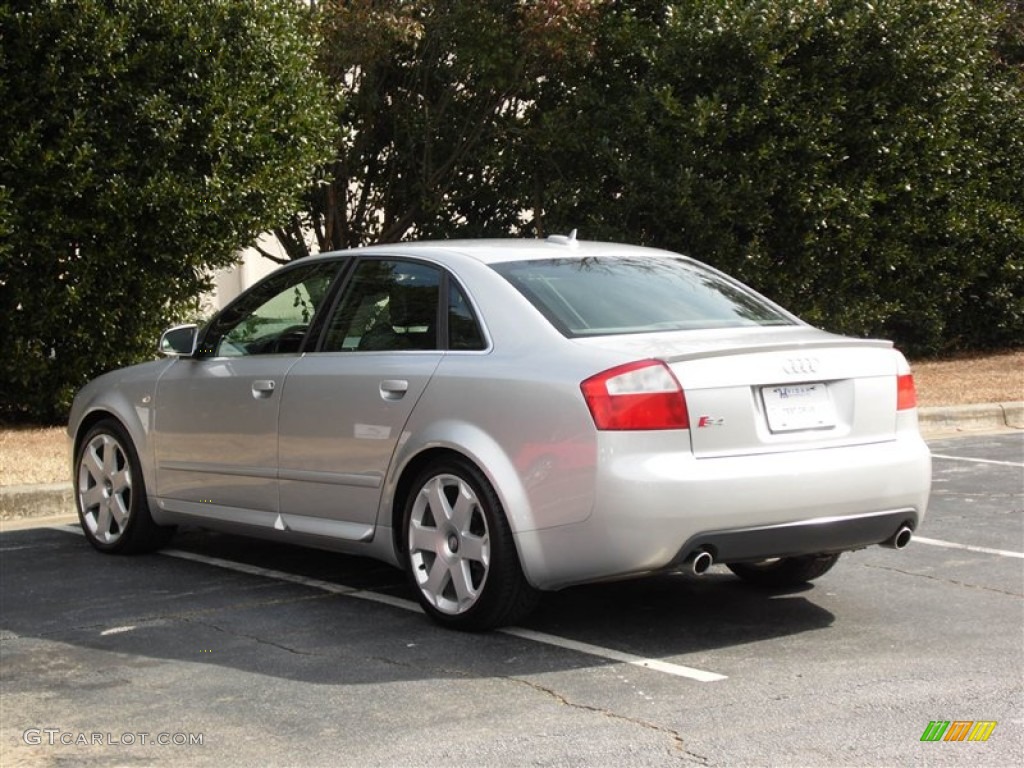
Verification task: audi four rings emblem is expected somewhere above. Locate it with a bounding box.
[783,357,819,375]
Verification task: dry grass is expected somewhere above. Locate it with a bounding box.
[1,350,1020,487]
[911,349,1023,407]
[0,425,68,487]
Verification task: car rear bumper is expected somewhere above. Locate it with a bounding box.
[670,507,917,566]
[514,433,931,590]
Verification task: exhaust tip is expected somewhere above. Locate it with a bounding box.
[883,525,913,550]
[689,550,714,575]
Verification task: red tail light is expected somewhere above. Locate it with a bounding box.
[897,373,917,410]
[581,360,689,430]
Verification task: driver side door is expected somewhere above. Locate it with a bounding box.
[153,259,343,526]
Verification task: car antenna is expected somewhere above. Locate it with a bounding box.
[546,229,580,246]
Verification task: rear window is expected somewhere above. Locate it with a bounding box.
[492,256,794,337]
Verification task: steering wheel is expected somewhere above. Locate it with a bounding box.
[271,325,309,354]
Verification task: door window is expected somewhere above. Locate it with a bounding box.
[323,260,442,352]
[200,261,341,357]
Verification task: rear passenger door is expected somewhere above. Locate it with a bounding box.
[276,258,452,539]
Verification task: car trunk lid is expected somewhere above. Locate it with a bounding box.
[575,327,904,457]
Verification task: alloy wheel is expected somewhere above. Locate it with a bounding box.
[77,432,133,545]
[407,473,491,615]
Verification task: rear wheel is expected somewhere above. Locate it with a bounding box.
[726,553,841,588]
[403,458,539,631]
[75,419,174,554]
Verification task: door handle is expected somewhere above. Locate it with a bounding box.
[252,379,276,399]
[380,379,408,400]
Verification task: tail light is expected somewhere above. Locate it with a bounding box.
[581,360,689,430]
[897,373,917,410]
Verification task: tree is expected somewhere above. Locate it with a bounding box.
[0,0,337,422]
[522,0,1024,356]
[271,0,600,260]
[277,0,1021,356]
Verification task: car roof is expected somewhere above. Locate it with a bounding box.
[303,236,682,266]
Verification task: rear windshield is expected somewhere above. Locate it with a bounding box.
[492,256,794,337]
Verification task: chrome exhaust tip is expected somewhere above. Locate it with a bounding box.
[686,550,714,575]
[882,525,913,550]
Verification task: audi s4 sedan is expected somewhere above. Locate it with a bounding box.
[68,235,932,630]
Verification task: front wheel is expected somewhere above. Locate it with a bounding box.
[403,458,539,631]
[74,419,174,554]
[726,553,841,588]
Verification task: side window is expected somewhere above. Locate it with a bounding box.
[200,261,340,357]
[448,281,486,351]
[323,260,441,352]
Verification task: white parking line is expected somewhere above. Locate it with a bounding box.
[913,536,1024,559]
[931,453,1024,468]
[53,526,727,682]
[501,627,727,682]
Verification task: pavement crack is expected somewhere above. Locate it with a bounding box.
[864,563,1023,597]
[187,617,317,657]
[508,677,710,765]
[367,654,417,669]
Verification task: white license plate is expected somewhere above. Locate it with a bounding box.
[761,382,836,432]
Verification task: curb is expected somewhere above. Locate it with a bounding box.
[918,401,1024,437]
[2,402,1021,523]
[0,483,74,522]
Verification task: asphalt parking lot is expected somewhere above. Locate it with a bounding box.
[1,432,1021,767]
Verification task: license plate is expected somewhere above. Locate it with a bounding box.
[761,382,836,432]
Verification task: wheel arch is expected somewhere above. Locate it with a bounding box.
[387,443,544,625]
[382,424,535,558]
[73,409,121,454]
[71,402,155,508]
[68,361,168,499]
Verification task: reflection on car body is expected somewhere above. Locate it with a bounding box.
[69,235,931,630]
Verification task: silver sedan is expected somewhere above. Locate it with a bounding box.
[68,236,932,630]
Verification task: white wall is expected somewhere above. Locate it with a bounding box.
[206,233,287,311]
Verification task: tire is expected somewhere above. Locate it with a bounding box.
[402,457,540,631]
[726,553,841,588]
[74,419,174,554]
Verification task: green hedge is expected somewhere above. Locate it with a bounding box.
[526,0,1023,357]
[0,0,335,423]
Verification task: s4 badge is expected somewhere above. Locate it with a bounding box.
[697,416,724,428]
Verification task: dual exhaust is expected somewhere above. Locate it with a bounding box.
[681,524,913,576]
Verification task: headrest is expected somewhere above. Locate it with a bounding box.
[389,282,437,327]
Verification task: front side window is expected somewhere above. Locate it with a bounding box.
[492,256,794,337]
[200,261,340,357]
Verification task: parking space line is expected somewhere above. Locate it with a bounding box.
[931,453,1023,468]
[913,536,1024,559]
[52,526,727,682]
[167,549,730,682]
[501,627,727,682]
[163,548,427,613]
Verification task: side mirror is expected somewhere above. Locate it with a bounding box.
[158,324,198,357]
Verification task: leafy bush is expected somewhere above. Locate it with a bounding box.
[0,0,336,423]
[525,0,1023,356]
